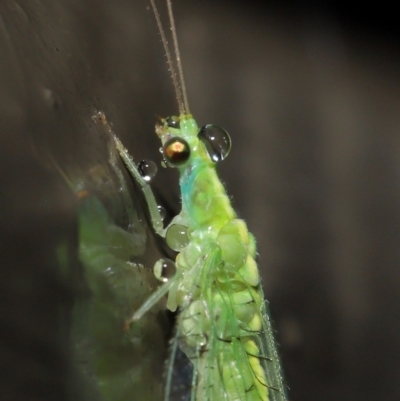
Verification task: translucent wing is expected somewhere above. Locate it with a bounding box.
[257,298,287,401]
[67,146,169,401]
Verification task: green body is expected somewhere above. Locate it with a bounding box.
[157,115,286,401]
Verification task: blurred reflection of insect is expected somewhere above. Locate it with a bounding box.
[95,1,287,400]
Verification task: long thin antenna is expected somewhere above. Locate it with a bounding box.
[149,0,185,115]
[166,0,190,114]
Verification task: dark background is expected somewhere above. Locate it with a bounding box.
[1,1,399,400]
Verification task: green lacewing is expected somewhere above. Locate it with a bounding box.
[95,1,287,400]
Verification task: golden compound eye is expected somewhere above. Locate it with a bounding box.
[163,137,191,167]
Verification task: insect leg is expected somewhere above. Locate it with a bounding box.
[113,134,166,237]
[127,270,182,322]
[92,111,166,237]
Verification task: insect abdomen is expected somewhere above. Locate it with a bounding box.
[177,149,271,400]
[211,220,269,401]
[177,217,270,401]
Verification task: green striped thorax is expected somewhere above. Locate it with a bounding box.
[156,114,234,231]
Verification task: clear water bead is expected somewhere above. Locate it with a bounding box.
[154,258,176,282]
[198,124,231,162]
[138,159,157,181]
[166,224,189,251]
[157,205,166,220]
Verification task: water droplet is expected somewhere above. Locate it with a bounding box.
[157,205,166,220]
[198,124,231,162]
[154,258,176,282]
[166,224,189,251]
[199,334,208,348]
[138,159,157,181]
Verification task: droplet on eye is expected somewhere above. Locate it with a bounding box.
[138,159,157,181]
[154,258,176,282]
[198,124,231,162]
[166,224,189,251]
